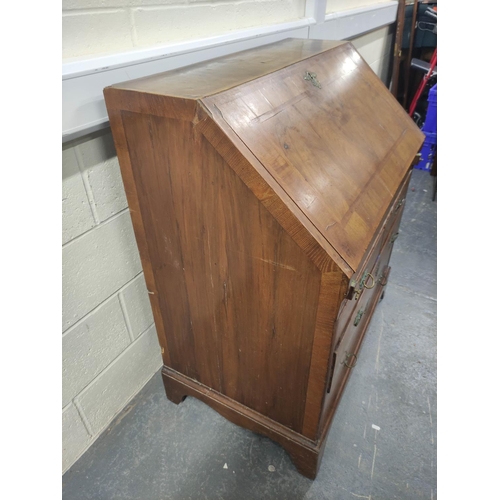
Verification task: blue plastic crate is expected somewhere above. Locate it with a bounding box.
[422,84,437,134]
[416,83,437,171]
[416,133,437,171]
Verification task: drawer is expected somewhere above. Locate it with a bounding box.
[334,261,380,347]
[368,199,404,299]
[319,209,402,430]
[327,272,380,396]
[383,174,410,242]
[330,266,378,376]
[333,171,411,344]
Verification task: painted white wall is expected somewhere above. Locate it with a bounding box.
[62,0,395,475]
[351,24,394,86]
[62,132,162,474]
[62,0,307,60]
[327,0,388,13]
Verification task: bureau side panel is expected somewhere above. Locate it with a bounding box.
[119,110,322,433]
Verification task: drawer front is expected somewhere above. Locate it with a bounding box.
[383,173,409,242]
[335,201,404,363]
[327,273,380,397]
[319,197,405,432]
[334,229,387,342]
[368,196,404,298]
[333,173,409,345]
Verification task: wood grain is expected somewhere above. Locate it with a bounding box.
[403,0,420,108]
[104,39,424,479]
[334,171,411,342]
[119,109,322,432]
[112,39,346,99]
[196,107,346,274]
[391,0,407,100]
[206,42,423,271]
[104,91,172,367]
[301,270,348,440]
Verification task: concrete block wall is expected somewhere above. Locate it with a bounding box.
[62,0,395,476]
[351,24,394,86]
[326,0,389,13]
[62,131,163,474]
[62,0,307,60]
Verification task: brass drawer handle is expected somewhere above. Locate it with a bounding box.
[354,309,364,326]
[363,273,375,289]
[342,352,358,369]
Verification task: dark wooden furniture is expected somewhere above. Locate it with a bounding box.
[104,39,424,479]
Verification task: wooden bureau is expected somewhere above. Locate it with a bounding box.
[104,39,424,479]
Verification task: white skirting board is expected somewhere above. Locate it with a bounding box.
[62,1,397,143]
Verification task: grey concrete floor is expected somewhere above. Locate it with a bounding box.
[63,169,437,500]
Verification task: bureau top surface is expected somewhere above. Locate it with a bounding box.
[108,39,345,99]
[106,39,424,274]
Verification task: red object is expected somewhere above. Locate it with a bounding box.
[409,48,437,117]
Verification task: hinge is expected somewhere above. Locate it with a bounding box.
[346,279,357,300]
[354,309,365,327]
